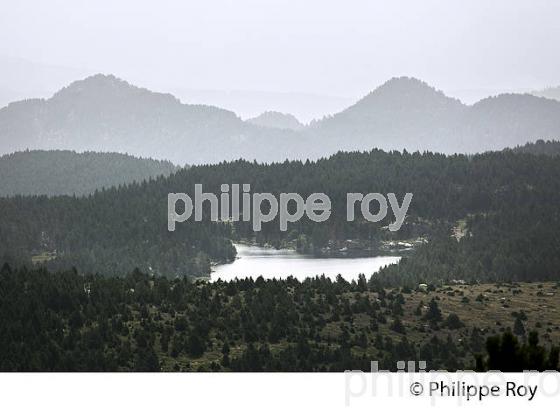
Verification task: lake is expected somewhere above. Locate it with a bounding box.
[211,244,401,282]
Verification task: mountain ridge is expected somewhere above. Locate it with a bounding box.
[0,149,180,197]
[2,74,560,163]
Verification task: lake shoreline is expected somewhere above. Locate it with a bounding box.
[211,243,401,282]
[231,237,414,258]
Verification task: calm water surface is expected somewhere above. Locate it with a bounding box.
[211,244,401,282]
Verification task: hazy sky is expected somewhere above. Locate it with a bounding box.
[1,0,560,118]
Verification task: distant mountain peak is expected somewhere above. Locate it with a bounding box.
[52,73,144,98]
[367,76,460,103]
[66,73,131,88]
[381,76,430,88]
[81,73,121,83]
[246,111,304,131]
[472,91,560,110]
[324,77,463,125]
[58,73,130,91]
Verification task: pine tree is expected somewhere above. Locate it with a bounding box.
[424,298,442,325]
[513,317,526,336]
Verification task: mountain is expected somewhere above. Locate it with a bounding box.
[308,77,560,153]
[509,139,560,157]
[308,77,467,152]
[0,74,299,164]
[462,94,560,152]
[246,111,304,130]
[2,74,560,163]
[0,150,179,197]
[532,86,560,102]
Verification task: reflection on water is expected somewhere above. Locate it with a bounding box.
[211,244,401,282]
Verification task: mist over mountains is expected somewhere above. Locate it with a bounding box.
[308,78,560,153]
[1,74,559,164]
[0,75,302,164]
[0,55,93,109]
[532,86,560,102]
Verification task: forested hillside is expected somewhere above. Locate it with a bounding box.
[1,264,558,371]
[0,150,179,197]
[509,139,560,157]
[1,149,559,284]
